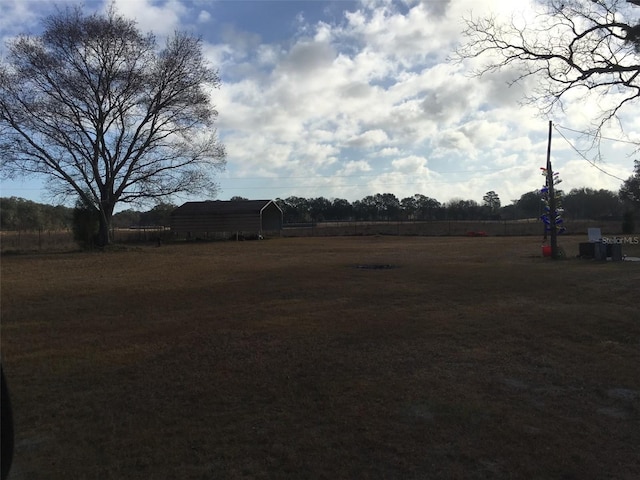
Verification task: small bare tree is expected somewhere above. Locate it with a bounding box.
[455,0,640,136]
[0,6,226,245]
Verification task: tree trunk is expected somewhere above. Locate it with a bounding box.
[96,204,114,247]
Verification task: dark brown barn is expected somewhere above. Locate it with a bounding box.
[170,200,283,239]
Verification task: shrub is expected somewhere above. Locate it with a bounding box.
[622,211,635,234]
[72,202,100,249]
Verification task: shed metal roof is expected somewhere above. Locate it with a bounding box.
[172,200,280,216]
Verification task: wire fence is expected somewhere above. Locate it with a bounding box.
[282,219,625,238]
[0,227,171,252]
[0,220,626,253]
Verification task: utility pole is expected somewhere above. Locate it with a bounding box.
[545,120,558,259]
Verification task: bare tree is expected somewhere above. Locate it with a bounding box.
[455,0,640,136]
[0,6,226,245]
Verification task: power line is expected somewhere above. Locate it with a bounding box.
[219,177,514,191]
[554,124,640,146]
[553,126,627,182]
[220,182,466,191]
[220,166,518,182]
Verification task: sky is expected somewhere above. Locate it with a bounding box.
[1,0,638,208]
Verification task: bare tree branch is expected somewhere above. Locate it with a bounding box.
[454,0,640,137]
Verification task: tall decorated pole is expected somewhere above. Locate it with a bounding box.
[546,121,558,259]
[540,121,566,259]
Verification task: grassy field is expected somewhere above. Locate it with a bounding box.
[1,236,639,479]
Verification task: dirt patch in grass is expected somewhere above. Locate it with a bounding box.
[2,236,639,479]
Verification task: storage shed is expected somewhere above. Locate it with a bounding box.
[170,200,283,239]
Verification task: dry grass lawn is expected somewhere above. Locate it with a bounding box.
[1,236,639,479]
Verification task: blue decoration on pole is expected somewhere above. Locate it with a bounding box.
[539,168,565,235]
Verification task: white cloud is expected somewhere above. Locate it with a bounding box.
[0,0,39,37]
[108,0,187,36]
[337,160,372,176]
[3,0,637,206]
[377,147,402,157]
[197,10,211,23]
[220,25,262,57]
[391,155,429,173]
[208,0,582,202]
[347,129,389,147]
[280,40,336,75]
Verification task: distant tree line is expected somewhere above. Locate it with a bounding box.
[0,197,177,231]
[273,188,634,224]
[0,197,72,230]
[109,203,177,229]
[2,179,638,232]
